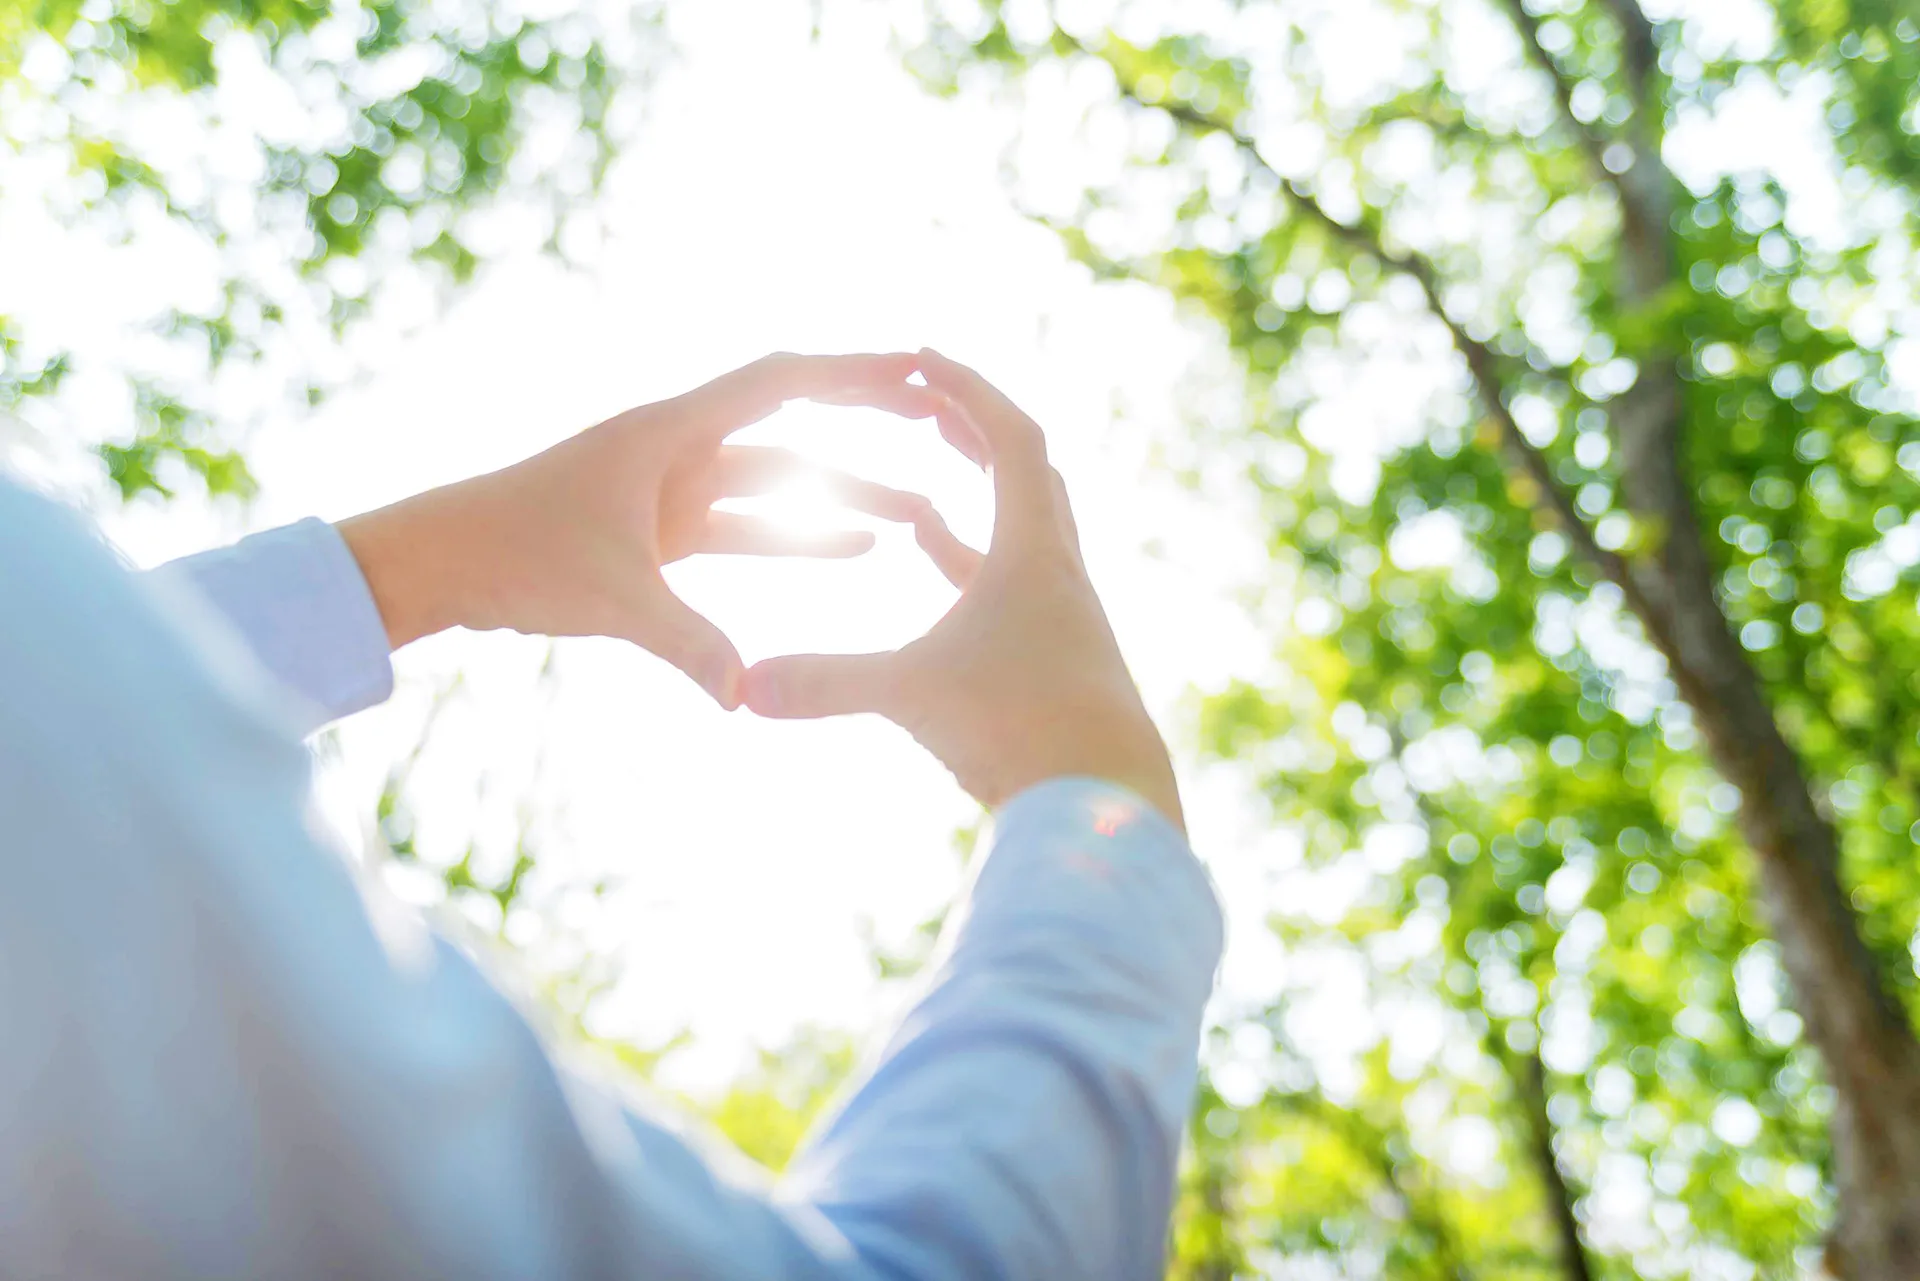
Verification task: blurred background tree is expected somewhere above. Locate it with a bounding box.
[912,0,1920,1277]
[0,0,657,501]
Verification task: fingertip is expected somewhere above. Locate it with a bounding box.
[707,654,744,711]
[810,529,878,559]
[936,409,989,467]
[740,662,783,718]
[916,350,988,411]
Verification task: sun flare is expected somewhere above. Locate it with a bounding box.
[750,474,854,536]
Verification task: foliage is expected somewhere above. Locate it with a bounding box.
[0,0,659,501]
[913,0,1920,1276]
[704,1028,859,1171]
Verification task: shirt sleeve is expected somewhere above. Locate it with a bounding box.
[150,517,395,732]
[785,777,1224,1280]
[0,477,1222,1281]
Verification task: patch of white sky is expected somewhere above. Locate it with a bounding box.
[0,0,1904,1143]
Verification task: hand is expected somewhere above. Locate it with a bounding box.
[336,353,942,707]
[741,350,1184,831]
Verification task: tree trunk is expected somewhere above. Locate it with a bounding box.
[1592,1,1920,1264]
[1485,0,1920,1263]
[1616,365,1920,1274]
[1512,1052,1596,1281]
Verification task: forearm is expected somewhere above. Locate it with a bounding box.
[335,477,501,651]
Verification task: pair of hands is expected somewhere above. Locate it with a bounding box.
[337,351,1182,831]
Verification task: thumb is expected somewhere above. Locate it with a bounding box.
[742,652,904,720]
[626,584,745,709]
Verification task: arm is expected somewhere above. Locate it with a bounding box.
[0,467,1216,1279]
[155,352,944,732]
[752,348,1219,1272]
[0,475,865,1278]
[788,779,1219,1279]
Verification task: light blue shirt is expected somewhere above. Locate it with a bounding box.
[0,477,1223,1281]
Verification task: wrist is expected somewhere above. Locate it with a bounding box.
[996,769,1186,840]
[1078,759,1184,835]
[335,481,492,650]
[1002,714,1184,834]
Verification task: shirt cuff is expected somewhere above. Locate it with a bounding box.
[152,518,395,734]
[955,776,1224,1023]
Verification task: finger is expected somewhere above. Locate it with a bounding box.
[907,503,984,589]
[707,462,980,585]
[622,580,746,710]
[742,652,905,720]
[812,381,991,467]
[914,349,1056,545]
[933,403,991,469]
[710,446,954,527]
[697,511,876,559]
[818,472,939,524]
[803,472,984,586]
[810,381,943,421]
[711,446,824,498]
[676,353,922,441]
[709,447,933,513]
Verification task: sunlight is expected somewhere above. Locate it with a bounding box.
[753,472,854,537]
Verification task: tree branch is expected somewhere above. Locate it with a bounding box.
[1596,0,1660,109]
[1588,0,1675,302]
[1128,88,1674,643]
[1492,0,1672,280]
[1493,0,1613,180]
[1393,725,1598,1281]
